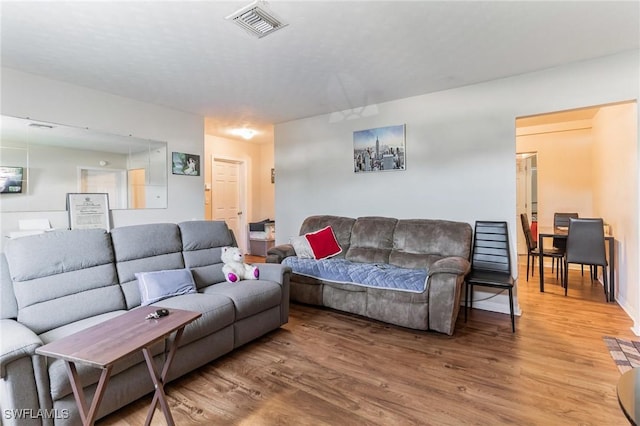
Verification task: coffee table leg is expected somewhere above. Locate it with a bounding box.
[143,327,186,426]
[65,361,112,426]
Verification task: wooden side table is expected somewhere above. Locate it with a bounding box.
[36,306,201,426]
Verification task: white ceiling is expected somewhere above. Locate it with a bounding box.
[1,1,638,144]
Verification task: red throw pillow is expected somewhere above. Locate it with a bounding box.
[304,226,342,260]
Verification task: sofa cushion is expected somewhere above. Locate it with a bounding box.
[6,230,125,334]
[202,280,282,320]
[136,269,197,306]
[179,220,236,251]
[346,216,398,264]
[299,215,356,259]
[305,226,342,260]
[151,293,235,347]
[283,257,428,292]
[111,223,185,309]
[178,220,234,289]
[389,219,472,268]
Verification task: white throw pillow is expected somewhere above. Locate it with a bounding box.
[290,235,315,259]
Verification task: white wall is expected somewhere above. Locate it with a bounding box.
[258,142,276,221]
[275,50,640,320]
[592,102,639,328]
[0,68,205,249]
[517,128,595,225]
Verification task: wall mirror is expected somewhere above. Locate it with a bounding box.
[0,115,168,212]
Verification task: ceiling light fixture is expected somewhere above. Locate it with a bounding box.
[230,128,258,140]
[226,1,288,39]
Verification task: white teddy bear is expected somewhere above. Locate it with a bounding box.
[221,246,259,283]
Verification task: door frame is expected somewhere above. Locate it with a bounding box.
[515,152,537,257]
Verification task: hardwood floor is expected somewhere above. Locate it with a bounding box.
[98,258,635,425]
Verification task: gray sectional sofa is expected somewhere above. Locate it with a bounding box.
[0,220,291,426]
[267,215,472,335]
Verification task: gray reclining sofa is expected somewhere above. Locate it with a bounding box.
[267,215,472,335]
[0,220,291,426]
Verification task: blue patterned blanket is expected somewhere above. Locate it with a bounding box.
[282,257,428,293]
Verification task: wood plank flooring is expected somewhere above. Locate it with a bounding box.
[98,258,636,425]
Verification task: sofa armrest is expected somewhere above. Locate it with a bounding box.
[255,263,292,285]
[254,263,292,325]
[0,319,42,379]
[0,319,51,426]
[426,257,469,336]
[429,256,470,276]
[266,244,296,264]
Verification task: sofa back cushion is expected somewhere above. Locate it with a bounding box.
[299,215,356,258]
[345,217,398,264]
[389,219,472,269]
[0,254,18,320]
[111,223,184,309]
[178,220,235,289]
[5,230,124,334]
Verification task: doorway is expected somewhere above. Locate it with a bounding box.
[211,158,247,253]
[128,168,146,209]
[516,153,537,256]
[515,100,637,306]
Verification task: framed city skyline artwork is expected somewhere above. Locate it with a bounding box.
[353,124,405,173]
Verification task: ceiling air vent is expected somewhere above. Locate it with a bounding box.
[226,1,288,39]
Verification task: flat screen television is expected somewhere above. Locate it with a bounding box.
[0,166,24,194]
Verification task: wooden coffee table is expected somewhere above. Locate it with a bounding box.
[36,306,201,426]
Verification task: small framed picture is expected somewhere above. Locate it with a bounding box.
[354,124,406,173]
[66,193,111,230]
[172,152,200,176]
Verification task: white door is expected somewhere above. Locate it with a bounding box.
[212,159,246,252]
[80,168,127,209]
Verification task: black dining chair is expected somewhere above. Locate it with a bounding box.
[520,213,564,282]
[552,213,578,273]
[554,212,595,278]
[563,217,608,300]
[465,221,515,332]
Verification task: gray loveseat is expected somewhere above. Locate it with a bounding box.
[267,215,472,335]
[0,220,290,426]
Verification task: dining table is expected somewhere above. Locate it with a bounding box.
[537,226,615,302]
